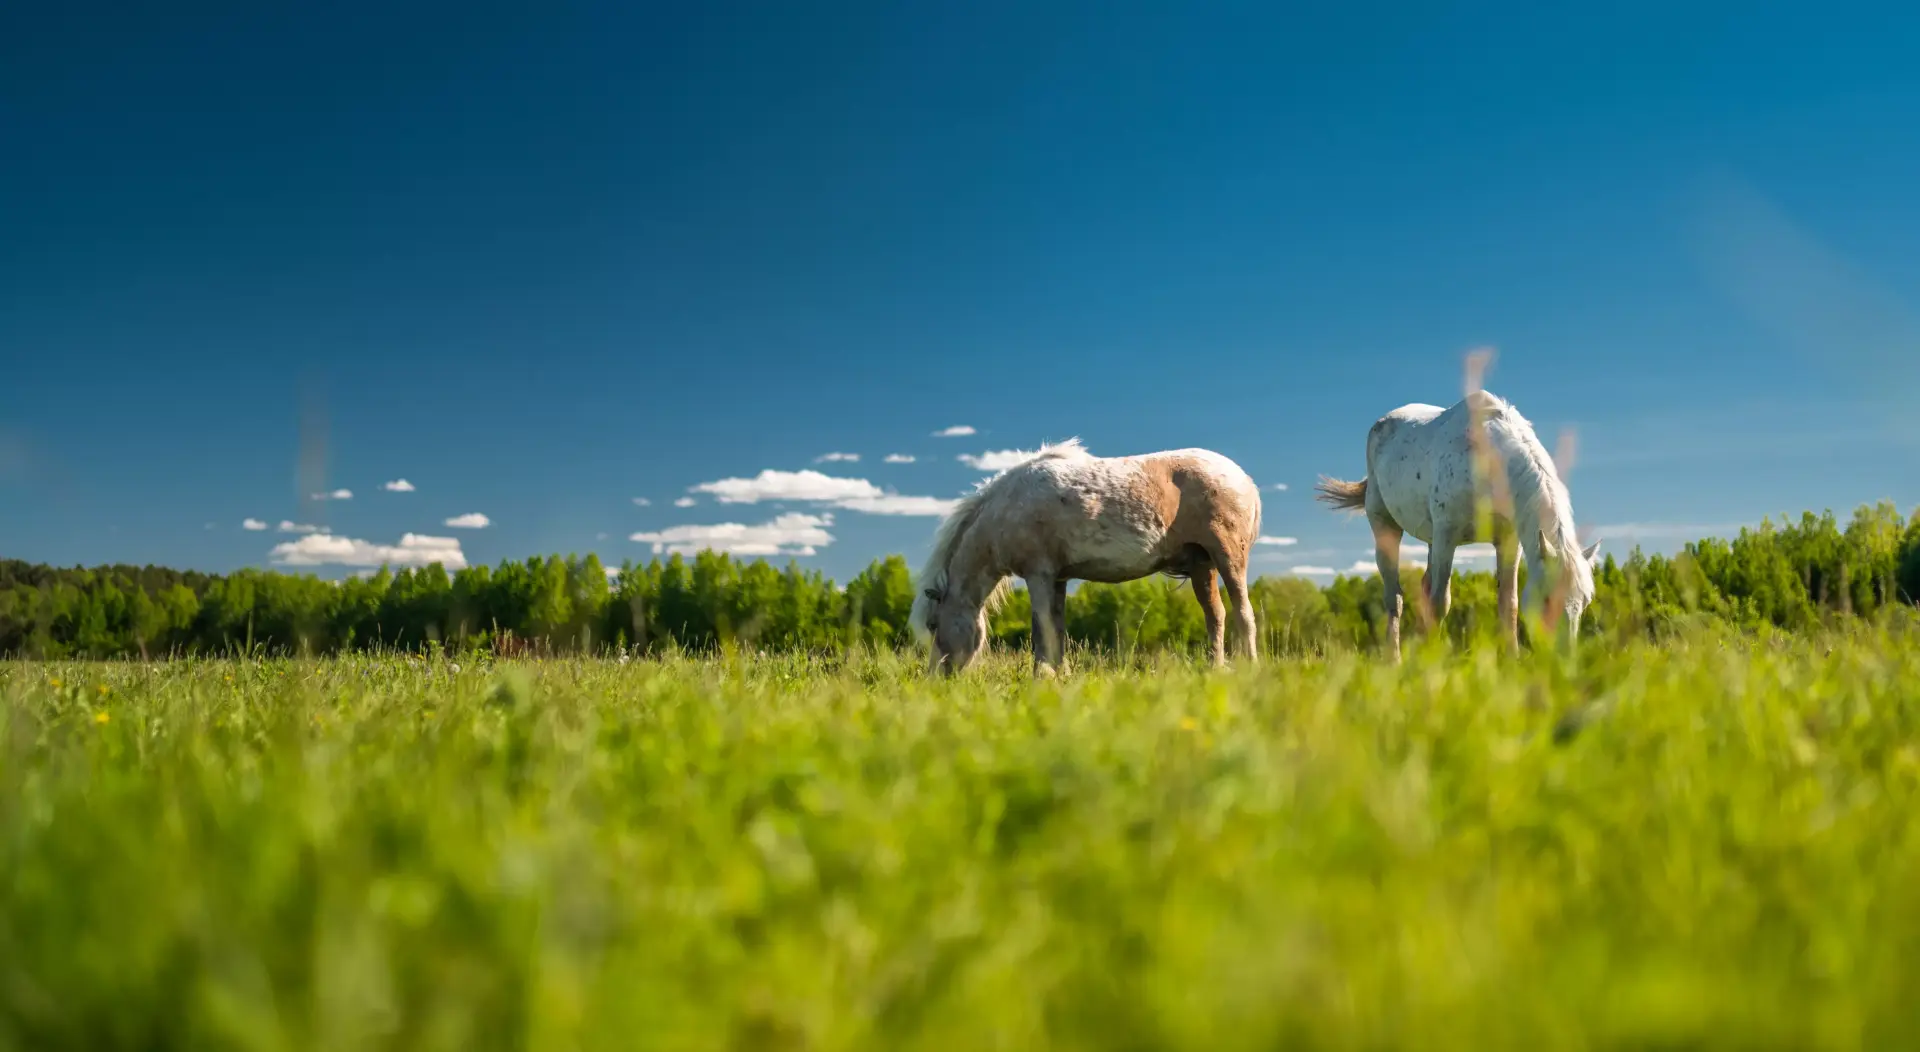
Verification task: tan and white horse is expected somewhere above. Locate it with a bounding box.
[1316,390,1598,658]
[912,439,1263,676]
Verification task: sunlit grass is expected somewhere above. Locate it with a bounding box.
[4,633,1920,1049]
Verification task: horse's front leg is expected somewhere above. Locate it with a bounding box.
[1495,531,1520,654]
[1027,572,1062,677]
[1050,578,1071,676]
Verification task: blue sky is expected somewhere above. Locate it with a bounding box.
[4,3,1919,583]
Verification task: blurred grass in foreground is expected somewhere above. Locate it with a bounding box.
[5,631,1920,1050]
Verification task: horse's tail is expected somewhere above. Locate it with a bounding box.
[1314,475,1368,512]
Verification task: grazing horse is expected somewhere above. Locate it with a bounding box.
[912,439,1262,676]
[1314,390,1598,658]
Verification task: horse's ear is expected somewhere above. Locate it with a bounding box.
[1582,540,1601,564]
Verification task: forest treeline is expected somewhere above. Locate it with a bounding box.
[4,502,1919,659]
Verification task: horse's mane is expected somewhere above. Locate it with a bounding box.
[1478,394,1594,599]
[910,438,1090,634]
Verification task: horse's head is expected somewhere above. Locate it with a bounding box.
[1523,539,1601,649]
[918,585,987,675]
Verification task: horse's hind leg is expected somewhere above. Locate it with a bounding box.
[1190,568,1227,667]
[1215,552,1258,663]
[1369,514,1405,663]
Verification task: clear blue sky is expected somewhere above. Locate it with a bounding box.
[5,3,1919,583]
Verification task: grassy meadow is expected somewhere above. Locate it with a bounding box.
[6,632,1920,1050]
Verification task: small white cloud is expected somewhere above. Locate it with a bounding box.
[242,518,268,531]
[1592,521,1751,542]
[1290,566,1338,576]
[603,564,622,580]
[1255,536,1298,546]
[883,453,916,463]
[691,469,882,505]
[311,489,353,501]
[383,479,416,493]
[278,521,327,534]
[632,497,652,507]
[444,513,491,529]
[932,425,977,437]
[834,494,960,516]
[1272,483,1290,491]
[630,512,834,557]
[815,452,861,463]
[958,448,1039,472]
[596,531,609,541]
[673,496,697,508]
[270,532,466,570]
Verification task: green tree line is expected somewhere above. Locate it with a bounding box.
[4,503,1919,659]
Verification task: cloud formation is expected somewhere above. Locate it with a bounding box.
[444,513,491,529]
[688,468,955,516]
[632,497,652,506]
[1592,521,1751,542]
[383,479,415,492]
[692,469,881,504]
[242,518,268,531]
[630,512,834,557]
[883,453,916,464]
[1255,536,1298,546]
[932,425,977,437]
[958,448,1039,473]
[1272,483,1290,491]
[815,452,860,463]
[834,495,960,516]
[673,496,697,508]
[311,489,353,501]
[278,521,326,534]
[1290,566,1338,577]
[270,532,466,570]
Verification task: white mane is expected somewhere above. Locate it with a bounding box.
[910,438,1090,633]
[1483,396,1593,600]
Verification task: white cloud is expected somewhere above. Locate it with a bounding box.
[630,512,834,557]
[1592,522,1752,542]
[311,489,353,501]
[632,497,652,507]
[1255,536,1297,546]
[691,469,883,505]
[884,453,916,464]
[383,479,416,493]
[958,448,1040,473]
[270,532,467,570]
[278,521,327,534]
[1272,483,1290,491]
[834,494,960,516]
[596,531,609,541]
[815,452,860,463]
[1394,542,1495,564]
[603,564,622,580]
[242,518,268,531]
[932,425,977,437]
[1290,566,1338,577]
[673,496,697,508]
[444,513,491,529]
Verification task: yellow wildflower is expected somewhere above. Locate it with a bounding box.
[49,678,62,688]
[93,711,110,725]
[1179,717,1198,732]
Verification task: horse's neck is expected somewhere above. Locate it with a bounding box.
[944,525,1005,606]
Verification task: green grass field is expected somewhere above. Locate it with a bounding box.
[6,634,1920,1050]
